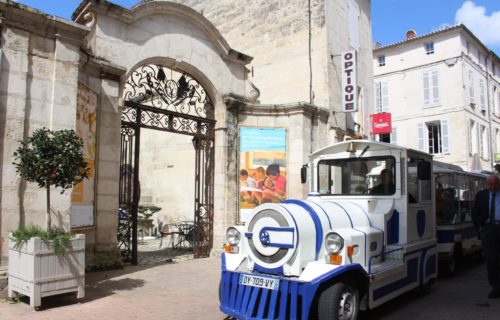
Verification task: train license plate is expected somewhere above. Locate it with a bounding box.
[239,274,280,290]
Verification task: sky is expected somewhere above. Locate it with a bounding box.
[372,0,500,56]
[12,0,500,56]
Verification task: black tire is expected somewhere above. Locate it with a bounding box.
[441,254,456,277]
[318,282,359,320]
[419,279,433,295]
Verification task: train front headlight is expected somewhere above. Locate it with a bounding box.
[226,227,241,246]
[325,232,344,254]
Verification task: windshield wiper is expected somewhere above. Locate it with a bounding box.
[358,145,370,158]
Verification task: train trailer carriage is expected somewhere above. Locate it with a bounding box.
[220,140,438,320]
[433,161,487,275]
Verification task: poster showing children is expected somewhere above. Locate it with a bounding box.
[239,127,286,222]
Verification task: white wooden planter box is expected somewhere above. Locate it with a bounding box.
[8,234,85,308]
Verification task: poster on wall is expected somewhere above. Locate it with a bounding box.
[239,127,287,222]
[71,82,97,228]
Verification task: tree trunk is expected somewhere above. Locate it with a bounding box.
[46,181,51,233]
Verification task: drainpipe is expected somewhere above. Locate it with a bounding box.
[308,0,313,104]
[486,51,494,170]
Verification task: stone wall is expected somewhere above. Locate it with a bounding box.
[169,0,328,106]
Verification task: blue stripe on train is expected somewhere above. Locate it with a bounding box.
[281,199,323,260]
[436,225,478,243]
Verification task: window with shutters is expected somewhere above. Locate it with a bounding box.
[423,70,439,106]
[417,120,449,154]
[468,70,475,105]
[374,80,389,112]
[427,122,442,154]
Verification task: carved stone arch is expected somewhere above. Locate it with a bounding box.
[118,60,216,264]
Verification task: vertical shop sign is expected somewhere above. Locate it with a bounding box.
[342,50,358,112]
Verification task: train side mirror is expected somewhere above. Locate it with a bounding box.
[301,165,308,184]
[417,161,431,180]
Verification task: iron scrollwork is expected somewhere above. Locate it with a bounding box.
[124,65,214,120]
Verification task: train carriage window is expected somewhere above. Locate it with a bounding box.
[318,156,395,196]
[407,163,419,202]
[421,179,432,201]
[408,159,432,203]
[435,172,462,224]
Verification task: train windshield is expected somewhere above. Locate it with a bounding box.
[317,156,396,195]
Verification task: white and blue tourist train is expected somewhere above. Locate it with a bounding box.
[219,140,484,320]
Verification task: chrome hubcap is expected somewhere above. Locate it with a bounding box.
[339,288,356,320]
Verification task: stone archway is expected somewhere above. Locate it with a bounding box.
[118,63,215,264]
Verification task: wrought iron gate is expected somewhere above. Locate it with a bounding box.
[118,64,215,264]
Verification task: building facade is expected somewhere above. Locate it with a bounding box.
[0,0,372,268]
[373,25,500,172]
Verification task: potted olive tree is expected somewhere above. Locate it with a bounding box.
[8,128,89,308]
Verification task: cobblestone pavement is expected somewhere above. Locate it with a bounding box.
[136,236,195,264]
[1,244,500,319]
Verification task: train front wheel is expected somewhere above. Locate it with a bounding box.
[318,282,360,320]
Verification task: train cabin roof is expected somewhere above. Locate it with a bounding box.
[310,140,430,159]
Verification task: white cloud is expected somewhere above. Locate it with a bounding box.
[455,1,500,47]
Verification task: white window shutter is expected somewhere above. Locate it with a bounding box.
[432,71,439,103]
[479,126,485,157]
[469,70,475,102]
[441,119,449,154]
[423,72,430,105]
[417,123,425,151]
[484,128,490,160]
[390,127,397,145]
[479,79,485,109]
[469,120,474,155]
[382,81,389,112]
[375,81,381,113]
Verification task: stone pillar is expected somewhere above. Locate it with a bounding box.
[86,76,123,269]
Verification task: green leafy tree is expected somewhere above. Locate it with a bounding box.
[13,128,90,233]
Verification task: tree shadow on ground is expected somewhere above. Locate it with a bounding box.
[83,277,146,301]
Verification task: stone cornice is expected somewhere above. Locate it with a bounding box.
[80,50,127,81]
[73,0,253,66]
[224,94,330,119]
[0,0,89,46]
